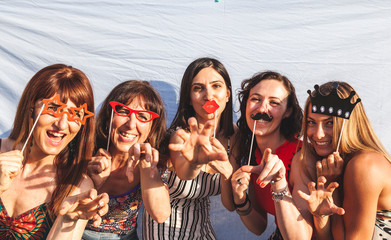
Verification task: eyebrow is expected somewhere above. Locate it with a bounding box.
[250,93,283,101]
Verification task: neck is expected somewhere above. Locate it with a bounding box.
[255,130,286,154]
[111,151,129,170]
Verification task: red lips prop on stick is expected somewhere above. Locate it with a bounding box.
[202,100,219,137]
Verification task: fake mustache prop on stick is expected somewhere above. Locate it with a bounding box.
[247,112,273,165]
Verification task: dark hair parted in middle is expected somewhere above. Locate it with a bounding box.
[236,71,303,165]
[169,57,234,138]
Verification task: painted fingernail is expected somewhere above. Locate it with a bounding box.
[260,182,266,188]
[256,179,261,185]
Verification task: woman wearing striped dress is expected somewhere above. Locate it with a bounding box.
[143,57,239,239]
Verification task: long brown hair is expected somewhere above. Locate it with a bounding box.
[9,64,95,217]
[301,81,391,180]
[95,80,166,151]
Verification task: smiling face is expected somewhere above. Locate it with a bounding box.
[109,97,153,154]
[246,79,291,139]
[190,67,230,124]
[31,97,82,158]
[306,106,334,157]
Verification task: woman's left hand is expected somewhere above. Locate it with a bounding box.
[127,143,160,181]
[58,189,109,227]
[316,152,344,183]
[241,148,285,188]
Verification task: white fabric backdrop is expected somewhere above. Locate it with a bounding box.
[1,1,390,239]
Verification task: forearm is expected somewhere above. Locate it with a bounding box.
[238,202,268,235]
[313,215,333,240]
[140,167,171,223]
[47,215,88,240]
[220,173,235,211]
[273,179,313,240]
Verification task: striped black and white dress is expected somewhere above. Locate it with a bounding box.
[142,170,221,240]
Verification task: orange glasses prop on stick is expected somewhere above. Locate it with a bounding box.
[106,101,159,150]
[202,100,219,138]
[308,83,361,152]
[21,93,94,154]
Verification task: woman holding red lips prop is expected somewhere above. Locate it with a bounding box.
[143,57,239,240]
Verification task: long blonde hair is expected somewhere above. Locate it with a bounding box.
[301,81,391,180]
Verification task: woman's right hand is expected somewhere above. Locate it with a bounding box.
[297,176,345,217]
[231,167,251,204]
[169,117,225,166]
[87,148,112,189]
[0,150,23,192]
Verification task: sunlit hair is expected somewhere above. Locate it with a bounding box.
[301,81,391,180]
[169,57,234,138]
[9,64,95,218]
[95,80,166,152]
[236,71,303,166]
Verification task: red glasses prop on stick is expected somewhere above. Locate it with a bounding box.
[202,100,220,137]
[308,83,361,152]
[247,112,274,165]
[21,94,94,154]
[106,101,159,150]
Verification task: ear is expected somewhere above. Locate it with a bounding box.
[226,87,231,102]
[283,107,292,119]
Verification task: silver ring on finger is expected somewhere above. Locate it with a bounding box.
[237,178,242,185]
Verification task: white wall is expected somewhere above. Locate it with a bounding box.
[1,1,390,239]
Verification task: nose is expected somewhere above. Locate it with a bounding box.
[204,86,214,101]
[55,113,69,130]
[314,123,326,139]
[126,113,137,129]
[257,100,268,113]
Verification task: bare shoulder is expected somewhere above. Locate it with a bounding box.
[71,175,94,195]
[346,151,390,176]
[345,151,391,191]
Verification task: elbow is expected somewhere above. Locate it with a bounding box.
[152,210,171,224]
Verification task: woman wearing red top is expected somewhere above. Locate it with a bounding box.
[230,71,303,239]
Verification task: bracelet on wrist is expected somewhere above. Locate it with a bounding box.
[233,193,249,209]
[236,200,252,216]
[271,187,289,202]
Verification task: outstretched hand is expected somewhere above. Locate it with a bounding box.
[58,189,109,227]
[169,117,228,166]
[297,176,345,217]
[241,148,285,188]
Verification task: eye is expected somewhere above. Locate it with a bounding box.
[137,112,151,122]
[192,85,203,92]
[270,101,280,106]
[74,110,84,119]
[326,120,334,126]
[212,83,223,89]
[47,104,60,112]
[115,106,130,116]
[306,119,315,126]
[249,97,261,102]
